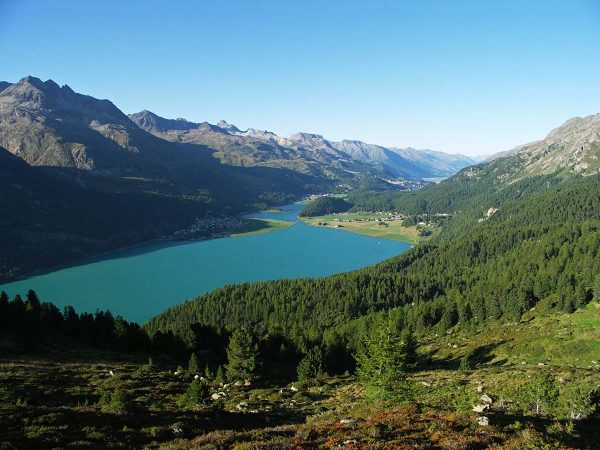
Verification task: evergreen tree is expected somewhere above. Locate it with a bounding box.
[527,370,559,416]
[459,349,475,371]
[225,328,259,382]
[355,318,413,400]
[179,378,210,407]
[25,290,41,316]
[297,346,324,383]
[112,316,128,351]
[593,274,600,301]
[0,291,8,334]
[215,365,226,384]
[400,328,418,370]
[188,353,200,375]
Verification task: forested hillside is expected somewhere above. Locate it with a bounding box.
[0,147,213,280]
[147,174,600,363]
[298,196,352,217]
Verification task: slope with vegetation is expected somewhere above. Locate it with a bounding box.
[147,174,600,352]
[298,196,353,217]
[140,114,600,445]
[0,288,598,448]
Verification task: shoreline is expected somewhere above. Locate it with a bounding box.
[0,213,297,286]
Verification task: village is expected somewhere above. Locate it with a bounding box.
[169,216,250,241]
[316,211,452,228]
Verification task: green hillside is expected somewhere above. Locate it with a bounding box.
[146,175,600,355]
[298,196,353,217]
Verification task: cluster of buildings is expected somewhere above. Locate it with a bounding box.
[170,217,249,240]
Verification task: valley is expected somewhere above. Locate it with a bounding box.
[1,10,600,446]
[0,76,473,282]
[0,204,410,323]
[2,105,600,448]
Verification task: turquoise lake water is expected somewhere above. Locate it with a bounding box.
[0,204,410,323]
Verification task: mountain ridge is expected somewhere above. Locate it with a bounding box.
[129,109,476,180]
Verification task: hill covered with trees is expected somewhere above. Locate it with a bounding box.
[298,196,353,217]
[147,175,600,357]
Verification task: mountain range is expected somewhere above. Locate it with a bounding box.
[0,76,476,280]
[129,109,476,181]
[3,76,598,281]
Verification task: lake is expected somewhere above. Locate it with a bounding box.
[0,204,411,323]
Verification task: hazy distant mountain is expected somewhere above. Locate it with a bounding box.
[130,110,476,181]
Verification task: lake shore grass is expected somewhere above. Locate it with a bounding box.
[230,217,294,237]
[298,212,434,244]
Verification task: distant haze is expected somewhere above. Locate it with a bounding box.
[1,0,599,156]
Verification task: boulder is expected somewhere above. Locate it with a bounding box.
[472,404,489,413]
[339,418,357,425]
[477,416,489,426]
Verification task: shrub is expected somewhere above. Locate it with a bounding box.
[98,385,128,414]
[459,349,475,371]
[557,381,598,420]
[179,379,211,407]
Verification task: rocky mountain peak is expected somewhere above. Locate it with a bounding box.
[217,120,240,133]
[129,110,198,133]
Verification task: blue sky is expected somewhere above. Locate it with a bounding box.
[1,0,599,156]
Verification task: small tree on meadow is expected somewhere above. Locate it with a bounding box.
[558,382,598,420]
[179,378,211,407]
[225,328,259,382]
[297,346,325,384]
[215,365,226,384]
[355,318,413,401]
[527,370,559,416]
[188,353,200,375]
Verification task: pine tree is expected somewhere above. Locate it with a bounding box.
[25,290,41,316]
[188,353,200,375]
[297,346,324,383]
[355,317,413,400]
[215,365,226,384]
[400,328,418,370]
[225,328,259,382]
[527,370,559,416]
[0,291,8,333]
[112,316,128,351]
[179,378,210,407]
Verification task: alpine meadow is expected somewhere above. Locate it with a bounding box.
[1,1,600,449]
